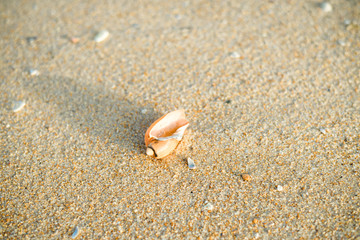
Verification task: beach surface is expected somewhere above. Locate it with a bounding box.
[1,0,359,239]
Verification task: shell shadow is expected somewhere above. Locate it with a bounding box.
[25,75,157,155]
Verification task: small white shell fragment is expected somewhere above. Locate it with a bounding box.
[320,2,332,12]
[229,51,240,58]
[337,40,346,46]
[204,201,214,211]
[29,69,39,76]
[187,157,196,169]
[319,127,326,134]
[276,185,284,191]
[13,101,26,112]
[71,226,79,239]
[94,30,109,43]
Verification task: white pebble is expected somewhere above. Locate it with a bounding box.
[276,185,284,191]
[94,30,109,43]
[13,101,26,112]
[320,2,332,12]
[141,108,147,114]
[71,226,79,239]
[29,69,39,76]
[229,51,241,58]
[187,157,196,169]
[203,201,214,211]
[344,19,351,26]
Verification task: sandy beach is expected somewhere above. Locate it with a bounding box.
[1,0,359,239]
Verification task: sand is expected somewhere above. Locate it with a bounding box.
[1,0,359,239]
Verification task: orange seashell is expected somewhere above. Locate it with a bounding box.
[145,110,189,159]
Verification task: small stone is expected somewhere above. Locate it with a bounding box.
[344,19,351,26]
[71,226,79,239]
[252,218,259,224]
[320,2,332,12]
[276,185,284,191]
[12,101,26,112]
[229,51,241,58]
[70,37,80,44]
[241,174,251,181]
[187,157,196,169]
[26,36,37,44]
[203,201,214,211]
[29,69,39,76]
[94,30,109,43]
[141,108,147,114]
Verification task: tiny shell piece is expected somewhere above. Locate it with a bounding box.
[94,30,109,43]
[145,110,189,159]
[229,51,240,58]
[203,201,214,211]
[71,226,79,239]
[29,69,39,76]
[187,157,196,169]
[320,2,332,12]
[319,127,326,134]
[13,101,26,112]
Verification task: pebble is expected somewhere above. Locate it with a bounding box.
[70,37,80,44]
[241,173,251,181]
[12,101,26,112]
[71,226,79,239]
[29,69,39,76]
[320,2,332,12]
[187,157,196,169]
[276,185,284,191]
[229,51,241,58]
[203,201,214,211]
[94,30,109,43]
[26,36,37,44]
[344,19,351,26]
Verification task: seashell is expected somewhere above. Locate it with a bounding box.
[13,100,26,112]
[203,201,214,211]
[71,226,79,239]
[145,110,189,159]
[94,30,109,43]
[187,157,196,169]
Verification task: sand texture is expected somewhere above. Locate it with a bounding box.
[1,0,359,239]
